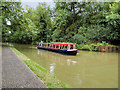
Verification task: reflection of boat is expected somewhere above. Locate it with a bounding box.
[37,49,77,66]
[37,43,78,55]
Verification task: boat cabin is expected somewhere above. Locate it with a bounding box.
[38,43,76,50]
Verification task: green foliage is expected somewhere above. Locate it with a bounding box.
[101,41,108,46]
[2,2,53,44]
[2,1,120,45]
[97,41,108,46]
[76,41,109,51]
[81,45,91,51]
[73,34,85,44]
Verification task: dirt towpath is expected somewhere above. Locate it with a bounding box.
[2,44,47,88]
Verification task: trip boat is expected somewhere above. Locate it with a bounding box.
[37,43,78,55]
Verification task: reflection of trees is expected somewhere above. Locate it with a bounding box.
[14,44,118,88]
[37,49,118,88]
[37,49,83,87]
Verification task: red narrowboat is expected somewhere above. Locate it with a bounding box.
[37,43,78,55]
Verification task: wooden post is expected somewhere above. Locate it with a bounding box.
[99,46,101,52]
[100,46,105,52]
[105,46,108,52]
[118,46,120,52]
[108,46,110,52]
[109,47,112,52]
[112,47,114,52]
[113,47,116,52]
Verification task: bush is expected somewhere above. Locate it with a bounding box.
[81,45,91,51]
[97,41,108,46]
[73,34,85,44]
[90,44,99,51]
[101,41,108,46]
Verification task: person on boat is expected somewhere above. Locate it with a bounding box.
[39,40,43,46]
[40,40,43,43]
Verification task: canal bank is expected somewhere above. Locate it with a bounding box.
[3,43,118,88]
[2,43,70,88]
[2,44,47,88]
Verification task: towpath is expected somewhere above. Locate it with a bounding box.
[2,44,47,88]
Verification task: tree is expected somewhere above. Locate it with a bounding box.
[26,2,53,42]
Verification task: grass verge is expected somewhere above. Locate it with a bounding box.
[3,43,70,88]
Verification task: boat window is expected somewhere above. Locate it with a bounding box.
[56,45,59,49]
[61,45,64,49]
[48,44,50,47]
[44,44,46,47]
[62,45,67,49]
[53,45,55,48]
[60,45,62,49]
[70,45,73,49]
[50,45,53,48]
[65,45,67,49]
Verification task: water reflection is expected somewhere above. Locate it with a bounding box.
[13,43,118,88]
[38,49,77,66]
[67,59,71,66]
[38,49,43,56]
[50,63,56,75]
[67,59,77,66]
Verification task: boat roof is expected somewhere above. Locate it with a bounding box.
[40,43,75,45]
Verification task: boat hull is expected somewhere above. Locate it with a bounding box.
[37,46,77,55]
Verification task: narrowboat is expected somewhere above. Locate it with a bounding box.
[37,43,78,55]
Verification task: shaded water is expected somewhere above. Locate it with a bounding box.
[13,43,118,88]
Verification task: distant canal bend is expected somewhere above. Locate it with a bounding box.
[12,43,118,88]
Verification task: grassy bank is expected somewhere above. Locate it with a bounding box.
[76,41,119,51]
[4,43,70,88]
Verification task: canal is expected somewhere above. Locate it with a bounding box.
[12,43,118,88]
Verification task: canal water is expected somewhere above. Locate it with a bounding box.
[12,43,118,88]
